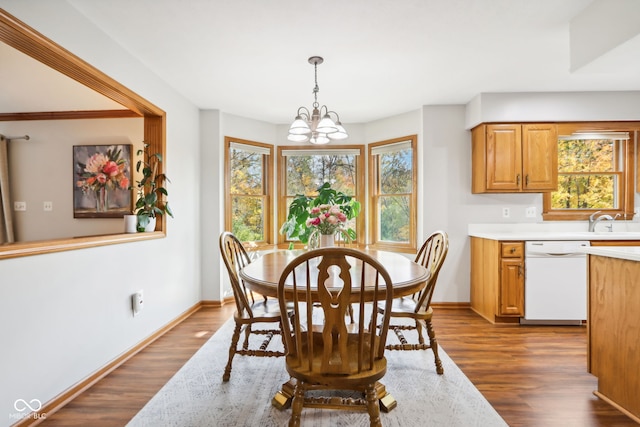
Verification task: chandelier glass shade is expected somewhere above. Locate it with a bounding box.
[288,56,348,145]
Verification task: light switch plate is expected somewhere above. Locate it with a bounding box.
[14,201,26,211]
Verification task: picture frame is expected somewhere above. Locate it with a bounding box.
[73,144,133,218]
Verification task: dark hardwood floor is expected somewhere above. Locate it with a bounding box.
[38,306,636,427]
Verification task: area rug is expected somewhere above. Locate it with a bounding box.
[127,317,508,427]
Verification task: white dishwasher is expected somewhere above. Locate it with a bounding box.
[522,241,590,325]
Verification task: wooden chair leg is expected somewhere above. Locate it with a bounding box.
[223,322,242,381]
[365,383,382,427]
[289,381,306,427]
[242,324,251,350]
[416,319,425,345]
[426,318,444,375]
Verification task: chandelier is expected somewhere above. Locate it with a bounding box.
[287,56,348,145]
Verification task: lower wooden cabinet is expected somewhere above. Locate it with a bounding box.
[471,237,524,323]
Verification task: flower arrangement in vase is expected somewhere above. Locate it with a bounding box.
[133,143,173,231]
[280,182,360,247]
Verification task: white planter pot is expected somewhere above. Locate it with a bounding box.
[143,216,156,232]
[319,234,335,248]
[124,215,137,233]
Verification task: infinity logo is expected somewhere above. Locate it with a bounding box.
[14,399,42,412]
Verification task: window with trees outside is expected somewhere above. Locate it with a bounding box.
[225,137,273,246]
[543,128,635,221]
[369,135,417,251]
[278,146,364,246]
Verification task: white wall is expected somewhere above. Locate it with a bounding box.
[0,2,202,425]
[466,91,640,129]
[1,118,143,241]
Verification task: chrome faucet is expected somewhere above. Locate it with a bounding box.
[589,211,614,232]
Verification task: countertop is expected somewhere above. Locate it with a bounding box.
[581,246,640,262]
[468,223,640,241]
[468,231,640,241]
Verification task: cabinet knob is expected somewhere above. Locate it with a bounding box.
[525,175,529,186]
[517,174,521,185]
[510,247,516,253]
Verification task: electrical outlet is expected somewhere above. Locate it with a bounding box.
[525,206,536,218]
[502,207,510,218]
[132,290,144,316]
[43,201,53,211]
[14,201,26,211]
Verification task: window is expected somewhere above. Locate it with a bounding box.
[225,137,273,245]
[543,126,635,220]
[278,146,364,245]
[369,135,417,251]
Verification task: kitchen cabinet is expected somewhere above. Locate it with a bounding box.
[587,252,640,423]
[472,123,558,193]
[590,240,640,246]
[470,237,524,323]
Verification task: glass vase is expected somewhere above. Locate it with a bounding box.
[96,187,108,212]
[319,233,335,248]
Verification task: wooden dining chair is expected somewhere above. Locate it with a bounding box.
[378,230,449,374]
[277,248,394,427]
[219,231,285,382]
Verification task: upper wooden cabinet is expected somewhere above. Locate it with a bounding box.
[472,123,558,193]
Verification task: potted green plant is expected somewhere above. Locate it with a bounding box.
[280,182,360,245]
[133,143,173,231]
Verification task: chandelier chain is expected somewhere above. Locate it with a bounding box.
[313,61,319,108]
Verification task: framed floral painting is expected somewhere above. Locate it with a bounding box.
[73,144,133,218]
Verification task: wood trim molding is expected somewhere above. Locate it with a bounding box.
[201,297,235,307]
[0,110,141,121]
[431,302,471,309]
[0,232,164,261]
[11,302,204,427]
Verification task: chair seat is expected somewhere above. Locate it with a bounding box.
[379,297,433,320]
[285,331,387,388]
[235,297,283,323]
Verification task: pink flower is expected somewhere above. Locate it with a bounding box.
[119,176,130,189]
[307,217,321,227]
[102,161,119,177]
[326,215,338,225]
[336,212,347,222]
[310,207,321,214]
[96,173,107,184]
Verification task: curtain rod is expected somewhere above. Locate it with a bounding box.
[6,135,30,141]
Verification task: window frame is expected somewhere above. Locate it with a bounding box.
[542,123,636,221]
[277,145,365,248]
[368,135,418,252]
[224,136,273,247]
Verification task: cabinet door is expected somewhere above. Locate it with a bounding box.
[486,125,522,191]
[499,259,524,316]
[521,124,558,191]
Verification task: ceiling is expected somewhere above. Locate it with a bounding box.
[4,0,640,124]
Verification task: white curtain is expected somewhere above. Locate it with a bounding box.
[0,135,15,244]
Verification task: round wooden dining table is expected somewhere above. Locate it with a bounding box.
[239,248,430,413]
[240,248,430,299]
